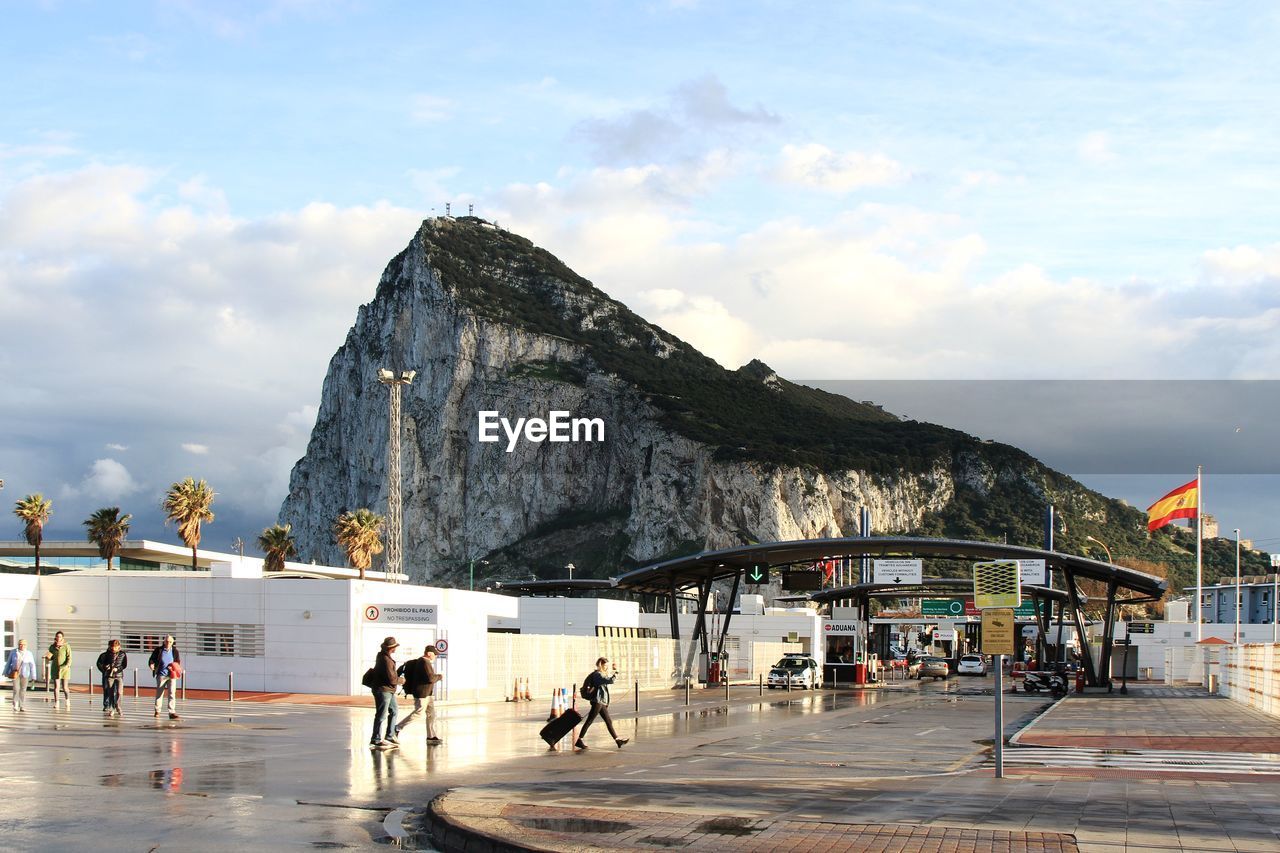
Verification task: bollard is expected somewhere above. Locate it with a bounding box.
[724,673,730,701]
[181,674,186,702]
[759,673,763,695]
[133,668,138,699]
[634,680,639,714]
[787,675,792,693]
[684,675,691,706]
[88,666,94,697]
[228,672,234,703]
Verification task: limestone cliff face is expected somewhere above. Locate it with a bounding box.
[278,218,1114,583]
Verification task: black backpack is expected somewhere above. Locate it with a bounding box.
[361,667,377,689]
[579,673,597,701]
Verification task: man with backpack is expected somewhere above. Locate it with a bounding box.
[575,656,628,751]
[395,645,443,743]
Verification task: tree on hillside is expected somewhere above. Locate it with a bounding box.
[333,509,384,581]
[84,506,132,571]
[163,478,215,572]
[13,493,52,575]
[258,523,298,573]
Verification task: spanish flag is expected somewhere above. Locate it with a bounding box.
[1146,479,1199,531]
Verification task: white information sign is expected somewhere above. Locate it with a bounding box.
[935,628,957,642]
[363,604,438,625]
[873,559,923,585]
[1018,559,1047,586]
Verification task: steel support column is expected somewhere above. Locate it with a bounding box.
[1063,568,1097,686]
[1098,578,1119,688]
[668,577,683,680]
[714,569,742,663]
[681,578,713,682]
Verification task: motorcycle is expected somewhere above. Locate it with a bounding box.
[1020,667,1068,697]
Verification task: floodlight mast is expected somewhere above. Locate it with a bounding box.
[377,368,416,582]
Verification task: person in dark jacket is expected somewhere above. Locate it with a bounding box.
[96,639,128,716]
[369,636,404,749]
[575,657,629,751]
[395,646,443,743]
[148,635,182,720]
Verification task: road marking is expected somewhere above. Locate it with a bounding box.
[1004,746,1280,775]
[915,727,945,736]
[624,769,649,775]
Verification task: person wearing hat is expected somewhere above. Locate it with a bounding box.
[369,636,405,749]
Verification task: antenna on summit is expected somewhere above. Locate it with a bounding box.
[468,203,474,216]
[445,202,451,216]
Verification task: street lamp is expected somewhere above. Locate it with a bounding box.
[566,562,575,580]
[1234,529,1242,645]
[469,558,489,592]
[377,368,416,583]
[1085,535,1113,564]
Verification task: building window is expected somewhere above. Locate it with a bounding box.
[199,628,236,657]
[3,619,14,651]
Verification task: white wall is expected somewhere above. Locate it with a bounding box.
[640,608,823,678]
[0,574,38,650]
[17,572,514,696]
[1112,621,1279,681]
[517,597,640,637]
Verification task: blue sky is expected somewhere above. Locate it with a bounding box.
[2,2,1277,556]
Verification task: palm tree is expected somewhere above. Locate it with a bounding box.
[333,508,385,580]
[84,507,132,571]
[162,478,215,571]
[258,523,298,573]
[13,494,53,575]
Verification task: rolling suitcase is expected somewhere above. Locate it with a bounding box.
[539,708,582,747]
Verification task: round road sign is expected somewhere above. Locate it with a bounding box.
[434,638,449,654]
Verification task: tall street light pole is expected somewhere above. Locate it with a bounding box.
[1234,529,1242,645]
[1085,535,1113,564]
[566,562,575,580]
[378,368,416,584]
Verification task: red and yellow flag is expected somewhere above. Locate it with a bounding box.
[1146,479,1199,531]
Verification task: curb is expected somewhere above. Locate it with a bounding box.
[1008,693,1067,746]
[424,791,544,853]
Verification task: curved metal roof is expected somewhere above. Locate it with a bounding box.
[614,536,1166,601]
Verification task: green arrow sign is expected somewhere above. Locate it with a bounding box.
[747,564,769,584]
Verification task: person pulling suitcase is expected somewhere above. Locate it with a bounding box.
[574,657,628,751]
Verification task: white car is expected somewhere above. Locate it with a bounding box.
[767,655,820,689]
[957,654,988,676]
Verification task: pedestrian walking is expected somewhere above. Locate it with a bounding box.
[43,631,72,708]
[395,646,443,744]
[149,635,183,720]
[5,639,37,712]
[574,657,628,751]
[97,639,127,716]
[366,637,403,749]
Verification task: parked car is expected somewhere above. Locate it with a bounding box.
[957,654,988,676]
[917,656,949,680]
[767,655,820,689]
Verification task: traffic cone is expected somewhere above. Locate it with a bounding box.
[522,677,533,701]
[508,677,520,702]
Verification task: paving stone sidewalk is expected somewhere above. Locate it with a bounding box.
[423,684,1280,852]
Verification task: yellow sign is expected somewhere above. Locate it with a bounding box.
[981,608,1017,656]
[973,560,1022,609]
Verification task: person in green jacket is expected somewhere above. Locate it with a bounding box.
[43,631,72,709]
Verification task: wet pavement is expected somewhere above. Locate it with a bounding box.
[4,679,1279,850]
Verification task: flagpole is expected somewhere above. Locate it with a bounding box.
[1195,465,1203,642]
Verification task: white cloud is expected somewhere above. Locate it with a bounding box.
[105,443,129,452]
[1201,244,1280,286]
[182,443,210,455]
[776,144,909,193]
[1078,131,1116,164]
[62,458,140,502]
